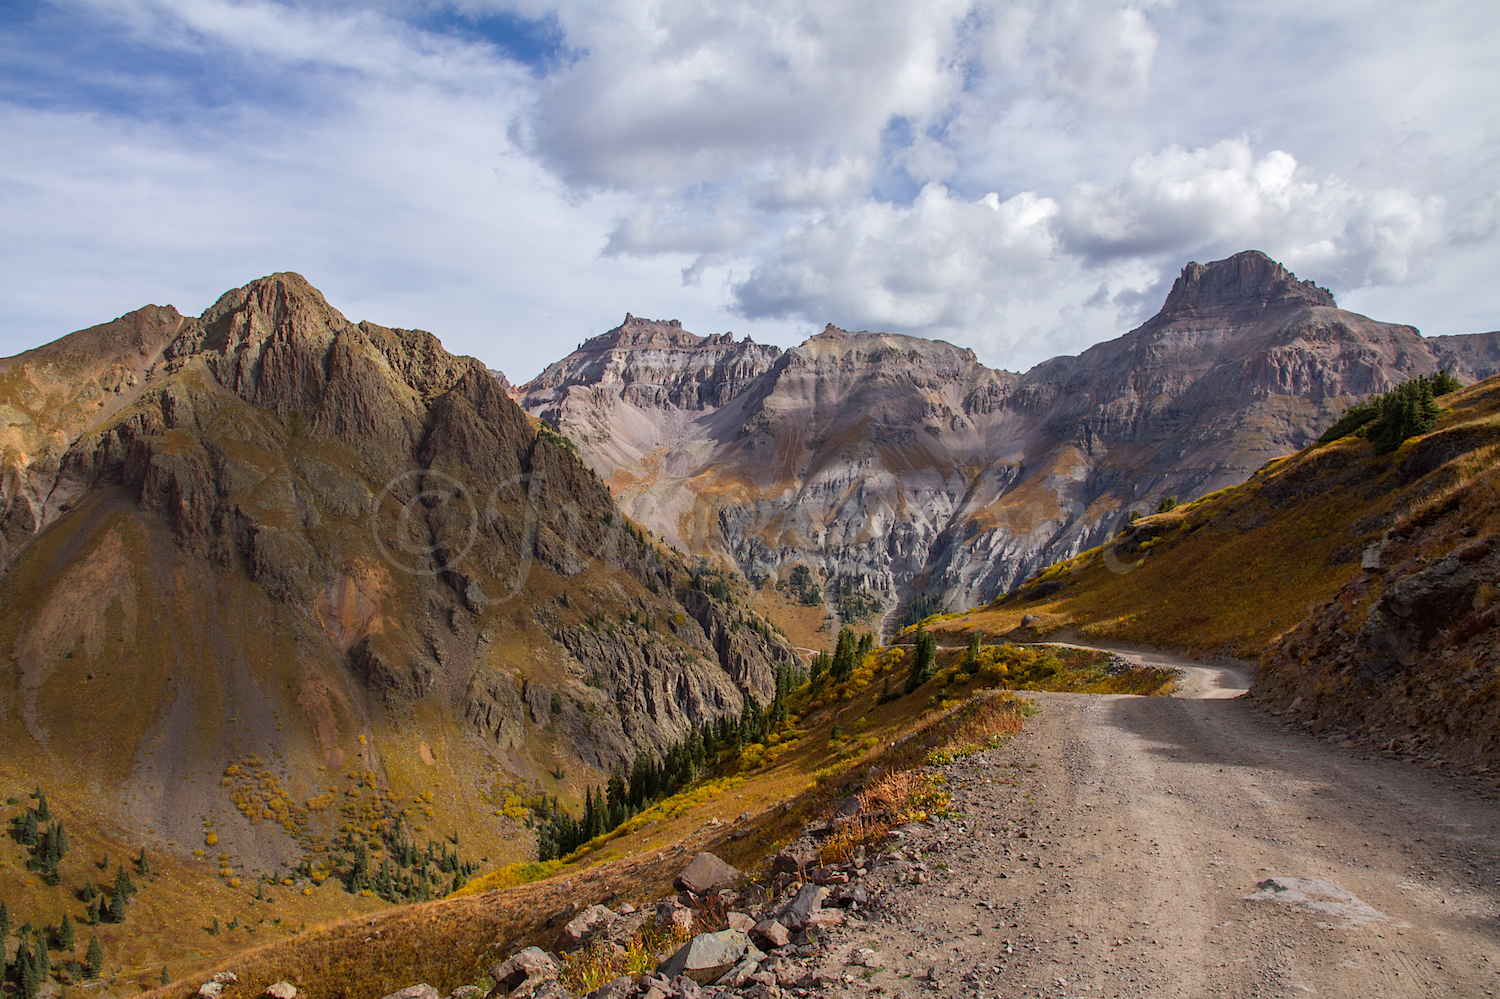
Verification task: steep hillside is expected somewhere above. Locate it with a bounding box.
[0,275,795,957]
[521,251,1500,632]
[926,373,1500,763]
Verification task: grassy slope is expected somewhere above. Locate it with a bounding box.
[917,375,1500,687]
[0,367,792,992]
[123,635,1162,998]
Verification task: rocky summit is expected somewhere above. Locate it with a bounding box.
[0,273,794,873]
[520,251,1500,629]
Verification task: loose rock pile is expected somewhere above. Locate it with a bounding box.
[369,797,901,999]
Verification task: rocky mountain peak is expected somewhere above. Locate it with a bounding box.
[586,314,724,351]
[1158,250,1336,319]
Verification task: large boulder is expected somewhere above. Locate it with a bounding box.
[380,988,439,999]
[554,904,618,953]
[770,838,818,875]
[488,947,559,995]
[674,852,742,895]
[657,930,763,985]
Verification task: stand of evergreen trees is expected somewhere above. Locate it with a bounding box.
[1319,370,1462,454]
[335,827,479,902]
[537,663,804,861]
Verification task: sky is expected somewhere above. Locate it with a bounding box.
[2,0,1497,382]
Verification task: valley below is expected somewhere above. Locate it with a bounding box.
[805,645,1500,998]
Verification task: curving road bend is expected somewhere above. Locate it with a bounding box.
[826,645,1500,998]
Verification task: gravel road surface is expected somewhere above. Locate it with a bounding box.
[816,647,1500,998]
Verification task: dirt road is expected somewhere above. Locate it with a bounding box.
[816,647,1500,997]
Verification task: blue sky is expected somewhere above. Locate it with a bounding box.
[2,0,1497,381]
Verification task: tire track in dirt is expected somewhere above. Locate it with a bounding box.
[805,649,1500,998]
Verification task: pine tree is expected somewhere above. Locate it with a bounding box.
[20,811,37,847]
[84,935,103,979]
[136,846,149,876]
[33,791,49,822]
[159,966,171,985]
[81,878,98,902]
[904,626,934,694]
[115,865,134,897]
[0,898,8,941]
[109,879,127,923]
[16,937,37,999]
[58,913,74,952]
[35,931,49,979]
[831,627,857,682]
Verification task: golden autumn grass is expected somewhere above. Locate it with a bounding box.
[922,375,1500,660]
[134,646,1044,999]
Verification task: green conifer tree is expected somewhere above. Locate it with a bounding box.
[904,626,934,694]
[109,880,127,923]
[84,935,103,978]
[33,791,49,822]
[58,913,74,952]
[159,966,171,985]
[0,898,9,941]
[20,811,37,847]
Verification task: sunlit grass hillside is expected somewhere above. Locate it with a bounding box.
[920,373,1500,660]
[127,631,1159,998]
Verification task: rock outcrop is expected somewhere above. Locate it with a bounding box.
[521,251,1500,628]
[0,273,796,870]
[1252,376,1500,766]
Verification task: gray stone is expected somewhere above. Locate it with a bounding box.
[778,883,826,930]
[727,911,754,932]
[834,884,869,907]
[752,919,791,949]
[555,904,618,952]
[758,957,803,986]
[382,988,440,999]
[264,984,298,999]
[489,947,558,993]
[213,973,240,986]
[449,989,484,999]
[770,838,818,875]
[196,986,223,999]
[658,929,763,985]
[674,852,742,895]
[655,898,695,935]
[714,954,764,988]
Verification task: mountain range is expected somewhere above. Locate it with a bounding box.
[519,251,1500,631]
[0,273,795,879]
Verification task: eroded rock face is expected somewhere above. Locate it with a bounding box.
[521,251,1500,626]
[0,273,795,863]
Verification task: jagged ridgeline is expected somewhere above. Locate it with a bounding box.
[0,273,797,886]
[521,251,1500,629]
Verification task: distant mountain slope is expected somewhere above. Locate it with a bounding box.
[0,273,795,879]
[521,251,1500,629]
[924,373,1500,765]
